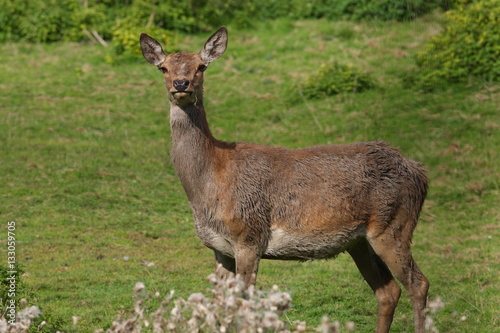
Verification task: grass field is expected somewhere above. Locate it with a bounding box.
[1,16,499,332]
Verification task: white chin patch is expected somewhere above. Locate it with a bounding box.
[173,92,190,99]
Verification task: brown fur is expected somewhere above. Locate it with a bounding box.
[140,27,430,333]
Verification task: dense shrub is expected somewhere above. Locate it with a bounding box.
[0,0,76,42]
[300,63,376,99]
[408,0,499,90]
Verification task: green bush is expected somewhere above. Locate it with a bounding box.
[108,19,178,63]
[64,3,111,42]
[0,0,77,42]
[412,0,500,89]
[300,62,376,99]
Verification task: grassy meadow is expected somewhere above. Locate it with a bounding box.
[1,17,499,332]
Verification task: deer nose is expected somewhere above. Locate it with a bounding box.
[173,79,190,91]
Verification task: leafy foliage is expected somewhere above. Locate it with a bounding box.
[285,0,450,21]
[0,0,74,42]
[408,0,500,90]
[210,0,450,23]
[108,19,178,63]
[300,62,376,98]
[0,0,451,44]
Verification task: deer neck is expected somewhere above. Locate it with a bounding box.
[169,99,216,204]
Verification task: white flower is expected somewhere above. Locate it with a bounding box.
[18,306,42,320]
[294,320,307,332]
[188,293,206,304]
[133,282,145,293]
[425,317,438,333]
[37,320,47,330]
[317,316,340,333]
[171,306,180,316]
[427,296,445,313]
[262,311,281,329]
[225,295,237,308]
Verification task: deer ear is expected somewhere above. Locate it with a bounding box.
[140,33,167,66]
[200,26,228,64]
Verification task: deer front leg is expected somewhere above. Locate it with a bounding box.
[235,245,261,287]
[214,250,236,280]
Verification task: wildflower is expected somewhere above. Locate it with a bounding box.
[268,291,292,312]
[427,296,445,314]
[19,299,27,308]
[225,295,237,308]
[425,316,438,333]
[205,312,217,327]
[187,317,198,330]
[317,316,341,333]
[188,293,206,304]
[262,311,281,330]
[207,273,219,284]
[133,282,145,293]
[18,306,41,320]
[346,321,355,332]
[37,320,47,330]
[294,320,307,332]
[170,306,179,317]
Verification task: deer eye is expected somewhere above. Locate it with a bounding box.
[198,64,207,72]
[158,67,168,74]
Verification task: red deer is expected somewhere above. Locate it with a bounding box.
[140,27,429,333]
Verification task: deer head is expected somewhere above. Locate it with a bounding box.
[140,27,228,107]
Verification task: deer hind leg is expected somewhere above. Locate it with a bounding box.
[367,220,429,333]
[348,239,402,333]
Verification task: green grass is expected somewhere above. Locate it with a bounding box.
[1,16,498,332]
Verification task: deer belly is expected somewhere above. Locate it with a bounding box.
[264,228,357,261]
